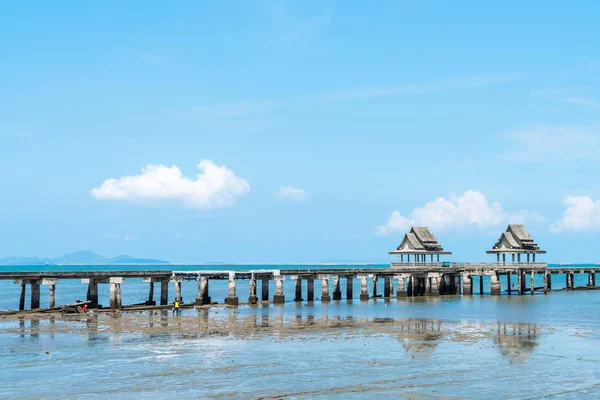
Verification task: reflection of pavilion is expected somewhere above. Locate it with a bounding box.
[494,322,539,364]
[397,320,443,360]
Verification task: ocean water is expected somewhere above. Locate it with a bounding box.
[1,265,600,399]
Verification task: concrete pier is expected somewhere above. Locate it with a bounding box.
[463,275,472,295]
[479,276,484,295]
[273,276,285,304]
[195,277,210,306]
[396,275,406,297]
[147,281,154,304]
[307,278,315,302]
[19,283,26,311]
[589,272,596,287]
[261,279,269,302]
[320,275,330,302]
[249,275,258,304]
[384,276,392,298]
[43,278,58,308]
[491,273,501,296]
[332,276,342,300]
[360,276,369,301]
[346,277,353,300]
[294,277,302,302]
[174,279,182,302]
[530,271,535,295]
[430,274,440,296]
[109,277,123,310]
[372,275,378,298]
[225,272,239,306]
[507,272,512,295]
[161,280,169,305]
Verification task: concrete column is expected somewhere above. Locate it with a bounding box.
[320,275,330,302]
[396,276,406,297]
[463,275,472,295]
[147,282,155,304]
[491,273,501,296]
[417,276,424,296]
[589,272,596,287]
[49,285,56,308]
[109,278,123,310]
[407,276,413,297]
[425,276,432,296]
[547,273,552,290]
[384,277,392,298]
[430,275,440,296]
[372,275,378,297]
[346,277,353,300]
[360,276,369,301]
[161,280,169,305]
[225,272,239,306]
[530,271,535,295]
[261,279,270,301]
[19,283,26,310]
[30,280,41,309]
[332,276,342,300]
[543,272,549,294]
[507,273,512,296]
[454,275,461,295]
[175,280,182,302]
[86,279,99,305]
[249,275,258,304]
[273,276,285,304]
[307,278,315,301]
[517,272,523,295]
[294,277,302,302]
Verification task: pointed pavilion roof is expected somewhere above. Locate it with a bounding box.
[389,226,452,255]
[486,224,546,254]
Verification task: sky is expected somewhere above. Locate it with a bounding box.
[1,1,600,263]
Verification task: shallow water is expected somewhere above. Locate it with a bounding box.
[1,265,600,399]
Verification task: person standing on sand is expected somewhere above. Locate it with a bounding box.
[173,298,180,316]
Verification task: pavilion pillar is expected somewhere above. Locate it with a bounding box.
[463,275,472,295]
[518,254,521,263]
[589,272,596,287]
[527,253,530,262]
[332,276,342,300]
[497,254,500,262]
[530,271,535,295]
[360,276,369,301]
[396,275,406,297]
[437,254,440,262]
[384,276,392,298]
[502,254,506,263]
[372,275,378,297]
[533,254,536,262]
[346,277,353,300]
[512,254,515,262]
[195,277,210,305]
[294,277,302,302]
[249,274,258,304]
[320,275,330,302]
[273,276,285,304]
[161,280,169,305]
[425,276,431,296]
[307,278,315,301]
[491,273,501,296]
[261,278,269,302]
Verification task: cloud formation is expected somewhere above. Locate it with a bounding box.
[272,185,308,201]
[91,160,250,209]
[550,195,600,233]
[376,190,544,235]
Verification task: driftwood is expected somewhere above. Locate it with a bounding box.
[0,301,92,316]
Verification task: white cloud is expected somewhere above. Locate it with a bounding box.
[124,234,139,241]
[91,160,250,209]
[272,185,308,201]
[550,195,600,233]
[503,124,600,162]
[376,190,543,236]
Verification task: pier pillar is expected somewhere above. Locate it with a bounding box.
[273,276,285,304]
[42,278,58,308]
[530,271,535,295]
[406,276,413,297]
[195,277,211,305]
[249,274,258,304]
[519,271,525,295]
[307,278,315,302]
[589,272,596,287]
[454,275,461,295]
[507,273,512,295]
[491,273,501,296]
[479,275,484,295]
[360,276,369,301]
[384,276,392,298]
[447,275,455,295]
[261,279,270,302]
[463,275,472,295]
[425,276,432,296]
[320,275,330,302]
[430,274,440,296]
[109,277,123,310]
[88,279,99,305]
[396,275,406,297]
[161,280,169,305]
[346,277,354,300]
[147,282,154,304]
[31,280,41,309]
[544,272,550,294]
[547,273,552,290]
[294,277,302,302]
[418,276,425,296]
[332,276,342,300]
[372,275,378,298]
[19,283,26,310]
[225,272,239,306]
[566,273,574,290]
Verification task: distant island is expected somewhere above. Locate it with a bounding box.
[0,250,169,266]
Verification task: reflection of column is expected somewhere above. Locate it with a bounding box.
[332,276,342,300]
[294,277,302,302]
[225,272,239,306]
[273,276,285,304]
[491,273,501,296]
[396,275,406,297]
[360,276,369,301]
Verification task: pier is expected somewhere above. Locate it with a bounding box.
[2,224,599,313]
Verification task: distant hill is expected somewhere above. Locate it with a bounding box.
[0,251,169,265]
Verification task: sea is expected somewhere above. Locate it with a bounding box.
[1,264,600,399]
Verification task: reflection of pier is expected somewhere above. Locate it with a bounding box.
[494,323,539,363]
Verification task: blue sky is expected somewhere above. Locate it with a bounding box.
[1,1,600,263]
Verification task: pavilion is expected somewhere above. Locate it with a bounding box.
[388,226,452,262]
[486,224,546,262]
